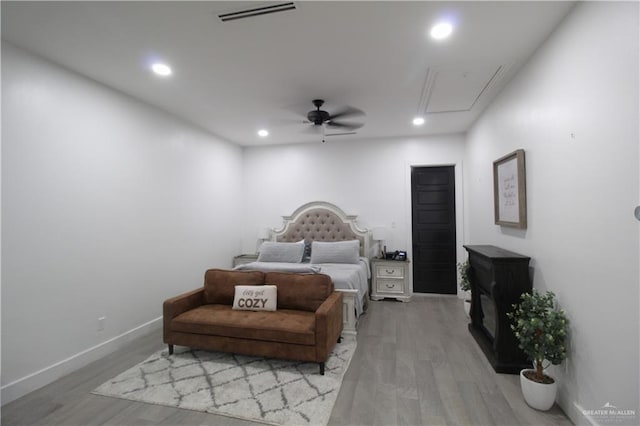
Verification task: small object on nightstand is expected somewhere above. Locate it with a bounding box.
[232,254,259,267]
[371,227,387,258]
[370,258,411,302]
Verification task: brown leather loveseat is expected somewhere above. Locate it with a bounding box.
[163,269,343,374]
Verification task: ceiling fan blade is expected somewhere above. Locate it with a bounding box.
[326,131,357,137]
[326,121,363,130]
[328,106,364,121]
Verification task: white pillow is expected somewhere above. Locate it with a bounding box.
[232,285,277,311]
[310,240,360,264]
[257,241,305,263]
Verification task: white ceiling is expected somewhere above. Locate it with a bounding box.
[1,1,575,146]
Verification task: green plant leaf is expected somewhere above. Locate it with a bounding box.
[508,290,569,366]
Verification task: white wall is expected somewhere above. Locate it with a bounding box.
[465,2,639,423]
[1,43,243,403]
[241,133,466,287]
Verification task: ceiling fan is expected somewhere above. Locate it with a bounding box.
[304,99,364,142]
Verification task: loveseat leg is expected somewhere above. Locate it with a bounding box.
[319,362,325,375]
[337,336,342,343]
[168,344,174,355]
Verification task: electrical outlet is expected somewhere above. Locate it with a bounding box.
[97,316,106,332]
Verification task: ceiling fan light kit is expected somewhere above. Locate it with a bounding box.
[302,99,365,142]
[307,99,331,125]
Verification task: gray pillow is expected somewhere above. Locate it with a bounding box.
[310,240,360,264]
[257,241,304,263]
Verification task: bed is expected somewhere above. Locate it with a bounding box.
[234,201,372,338]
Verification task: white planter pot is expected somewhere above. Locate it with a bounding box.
[520,369,557,411]
[463,299,471,318]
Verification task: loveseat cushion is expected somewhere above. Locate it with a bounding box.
[170,304,315,346]
[204,269,265,305]
[265,272,334,312]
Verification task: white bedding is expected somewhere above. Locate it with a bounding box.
[316,258,370,316]
[234,257,370,316]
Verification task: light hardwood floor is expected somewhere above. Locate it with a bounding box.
[2,296,572,425]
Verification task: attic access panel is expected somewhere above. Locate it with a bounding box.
[426,66,503,113]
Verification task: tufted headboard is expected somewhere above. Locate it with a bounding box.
[272,201,371,258]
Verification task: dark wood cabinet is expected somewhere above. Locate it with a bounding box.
[464,245,532,374]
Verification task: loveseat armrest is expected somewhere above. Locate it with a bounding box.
[315,291,343,362]
[163,288,205,343]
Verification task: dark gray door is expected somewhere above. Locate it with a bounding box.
[411,166,456,294]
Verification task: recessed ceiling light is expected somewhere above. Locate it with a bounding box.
[151,63,172,77]
[257,129,269,137]
[430,22,453,40]
[413,117,425,126]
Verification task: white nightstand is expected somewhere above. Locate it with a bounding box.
[232,254,259,267]
[370,258,411,302]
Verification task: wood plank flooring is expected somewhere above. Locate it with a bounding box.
[1,296,573,425]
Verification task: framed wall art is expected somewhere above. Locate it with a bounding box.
[493,149,527,228]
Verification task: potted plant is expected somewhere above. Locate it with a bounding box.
[507,290,569,411]
[457,260,471,317]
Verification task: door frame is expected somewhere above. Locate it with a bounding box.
[405,161,466,298]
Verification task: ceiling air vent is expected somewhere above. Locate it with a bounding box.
[218,2,296,22]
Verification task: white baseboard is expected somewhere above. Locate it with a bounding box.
[1,316,163,406]
[410,293,458,298]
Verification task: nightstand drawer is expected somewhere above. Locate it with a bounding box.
[375,265,404,278]
[377,279,404,293]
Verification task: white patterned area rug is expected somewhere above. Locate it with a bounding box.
[93,341,356,426]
